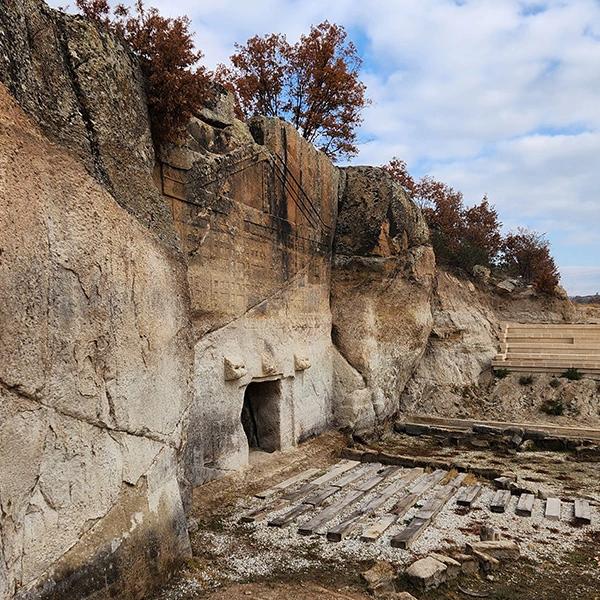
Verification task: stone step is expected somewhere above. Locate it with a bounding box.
[574,499,592,525]
[515,493,535,517]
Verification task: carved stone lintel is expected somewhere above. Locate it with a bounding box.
[224,357,247,381]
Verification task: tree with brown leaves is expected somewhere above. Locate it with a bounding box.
[384,157,503,270]
[219,22,369,161]
[384,157,560,292]
[76,0,210,144]
[502,228,560,294]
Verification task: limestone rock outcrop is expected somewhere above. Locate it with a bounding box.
[0,2,583,599]
[0,0,176,247]
[331,168,435,432]
[401,270,578,420]
[0,85,192,599]
[158,104,339,482]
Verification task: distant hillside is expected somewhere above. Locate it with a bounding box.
[571,293,600,304]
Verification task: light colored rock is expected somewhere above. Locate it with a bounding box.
[467,540,521,560]
[496,279,516,293]
[0,84,192,600]
[405,556,447,590]
[332,168,435,430]
[361,560,397,595]
[429,553,461,578]
[224,357,247,381]
[453,552,479,575]
[473,264,491,281]
[294,355,311,371]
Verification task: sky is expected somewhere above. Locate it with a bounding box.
[51,0,600,295]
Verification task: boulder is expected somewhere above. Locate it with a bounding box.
[405,556,447,590]
[361,560,397,595]
[496,279,516,293]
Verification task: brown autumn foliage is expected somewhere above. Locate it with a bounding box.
[502,229,560,294]
[217,22,369,161]
[384,157,560,294]
[76,0,210,144]
[385,157,503,271]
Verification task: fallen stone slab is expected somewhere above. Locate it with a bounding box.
[545,497,561,521]
[471,549,500,573]
[574,499,592,525]
[516,493,535,516]
[429,553,461,578]
[490,489,511,513]
[405,556,447,590]
[452,552,479,575]
[467,540,520,560]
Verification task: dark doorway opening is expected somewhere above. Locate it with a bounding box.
[241,380,281,453]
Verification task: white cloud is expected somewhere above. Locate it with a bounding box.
[560,267,600,297]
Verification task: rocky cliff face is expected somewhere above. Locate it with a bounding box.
[158,99,340,484]
[331,168,435,432]
[401,269,578,421]
[0,2,581,599]
[0,85,192,600]
[0,0,176,247]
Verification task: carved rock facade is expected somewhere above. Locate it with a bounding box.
[3,2,567,599]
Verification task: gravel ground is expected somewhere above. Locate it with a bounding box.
[155,433,599,599]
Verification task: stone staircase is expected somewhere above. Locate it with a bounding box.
[492,323,600,377]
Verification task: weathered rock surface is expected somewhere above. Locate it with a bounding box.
[0,0,176,247]
[159,108,339,481]
[0,85,192,599]
[400,270,582,423]
[331,167,435,431]
[405,556,447,590]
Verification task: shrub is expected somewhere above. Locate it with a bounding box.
[562,367,583,381]
[494,368,510,379]
[549,378,561,388]
[519,375,534,386]
[501,228,560,294]
[218,22,369,160]
[541,398,565,416]
[383,160,503,272]
[76,0,211,144]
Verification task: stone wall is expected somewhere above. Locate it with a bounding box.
[0,85,192,599]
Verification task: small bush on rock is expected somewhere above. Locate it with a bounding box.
[549,378,561,388]
[76,0,211,144]
[519,375,534,386]
[562,367,583,381]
